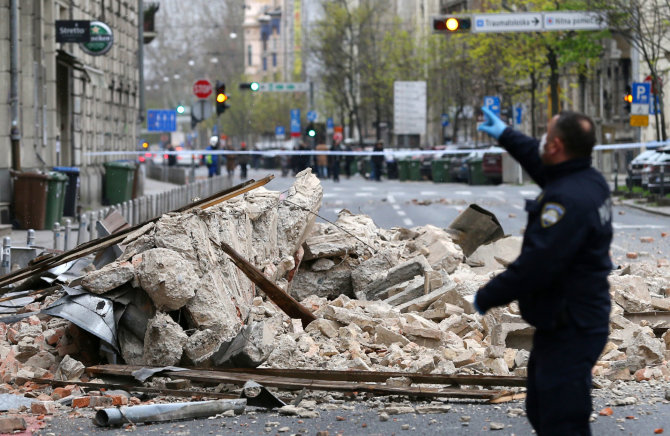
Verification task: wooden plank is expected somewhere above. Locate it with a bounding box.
[220,368,526,387]
[0,177,273,290]
[86,365,511,400]
[30,378,239,400]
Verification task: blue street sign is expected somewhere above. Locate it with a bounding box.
[326,117,334,129]
[441,113,450,127]
[307,110,318,122]
[514,105,523,125]
[290,109,301,134]
[484,96,501,116]
[147,109,177,132]
[275,126,285,136]
[632,82,650,104]
[212,124,218,136]
[649,95,660,115]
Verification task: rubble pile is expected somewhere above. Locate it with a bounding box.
[0,171,668,421]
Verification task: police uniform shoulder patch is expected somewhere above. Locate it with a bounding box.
[540,202,565,228]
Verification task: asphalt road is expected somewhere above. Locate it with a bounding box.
[34,395,670,435]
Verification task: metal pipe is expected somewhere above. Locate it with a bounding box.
[93,399,246,427]
[63,218,72,251]
[26,229,35,247]
[77,214,89,245]
[2,237,11,276]
[52,222,61,250]
[10,0,21,171]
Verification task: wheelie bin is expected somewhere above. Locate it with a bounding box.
[103,161,136,205]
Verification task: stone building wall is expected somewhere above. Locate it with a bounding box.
[0,0,140,209]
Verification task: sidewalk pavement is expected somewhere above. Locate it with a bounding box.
[616,197,670,217]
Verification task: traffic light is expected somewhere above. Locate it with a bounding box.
[433,16,472,33]
[215,81,230,116]
[306,122,316,138]
[176,103,185,114]
[142,141,149,149]
[623,85,632,113]
[239,82,260,91]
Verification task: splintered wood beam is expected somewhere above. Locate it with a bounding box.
[218,240,317,328]
[86,365,511,401]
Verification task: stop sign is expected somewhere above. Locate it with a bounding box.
[193,79,213,99]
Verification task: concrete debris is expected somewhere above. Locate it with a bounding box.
[135,248,198,311]
[81,260,135,294]
[143,312,187,367]
[55,355,85,381]
[467,236,522,273]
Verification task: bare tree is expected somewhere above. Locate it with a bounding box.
[592,0,670,140]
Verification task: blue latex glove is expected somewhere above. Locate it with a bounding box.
[473,294,485,315]
[477,106,507,140]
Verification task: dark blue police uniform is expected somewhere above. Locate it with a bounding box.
[475,127,613,436]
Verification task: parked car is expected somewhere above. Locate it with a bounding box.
[446,151,473,182]
[643,147,670,193]
[627,149,661,187]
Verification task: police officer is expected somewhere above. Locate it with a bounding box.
[205,136,220,178]
[475,107,612,436]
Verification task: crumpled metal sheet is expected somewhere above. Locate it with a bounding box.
[43,291,118,352]
[131,366,188,382]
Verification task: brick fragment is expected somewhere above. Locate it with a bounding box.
[89,396,114,408]
[0,417,26,433]
[640,237,654,243]
[44,328,66,346]
[31,401,57,415]
[52,387,73,400]
[626,252,639,259]
[106,394,129,406]
[71,396,90,408]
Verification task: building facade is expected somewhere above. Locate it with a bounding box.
[1,0,140,212]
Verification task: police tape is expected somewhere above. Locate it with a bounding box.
[84,139,670,157]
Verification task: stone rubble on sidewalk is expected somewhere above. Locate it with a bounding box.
[0,171,668,422]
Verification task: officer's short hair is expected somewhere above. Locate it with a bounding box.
[554,111,596,158]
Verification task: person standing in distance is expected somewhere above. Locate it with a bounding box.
[475,107,613,436]
[205,136,220,178]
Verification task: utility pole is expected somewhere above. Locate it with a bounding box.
[10,0,21,171]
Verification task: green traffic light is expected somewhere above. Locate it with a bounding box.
[308,130,316,137]
[250,82,260,92]
[176,105,185,114]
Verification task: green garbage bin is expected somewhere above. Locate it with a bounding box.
[44,172,69,230]
[104,161,136,205]
[432,159,451,183]
[398,159,410,181]
[348,158,358,177]
[468,158,487,185]
[409,160,422,181]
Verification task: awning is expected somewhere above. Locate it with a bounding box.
[56,49,107,88]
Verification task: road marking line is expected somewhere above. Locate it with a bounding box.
[388,195,397,204]
[355,192,373,197]
[323,193,336,198]
[403,218,414,226]
[512,204,523,210]
[420,191,439,196]
[612,224,665,229]
[335,200,344,206]
[392,204,401,210]
[361,186,378,191]
[520,190,539,196]
[455,191,472,195]
[486,190,505,196]
[397,210,407,216]
[332,187,346,192]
